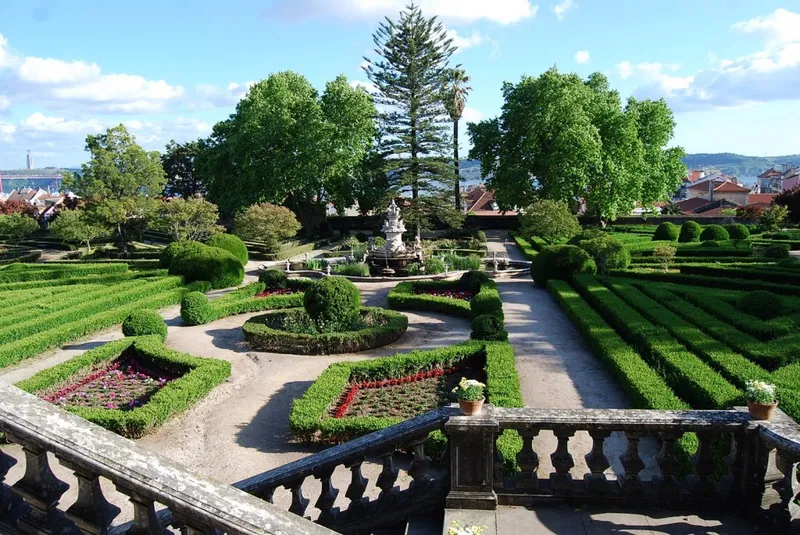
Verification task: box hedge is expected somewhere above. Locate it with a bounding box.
[180,281,310,326]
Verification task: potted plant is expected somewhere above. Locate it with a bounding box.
[746,380,778,420]
[448,520,485,535]
[452,377,486,416]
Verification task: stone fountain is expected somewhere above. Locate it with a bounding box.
[366,200,422,276]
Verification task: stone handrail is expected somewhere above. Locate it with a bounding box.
[0,382,337,535]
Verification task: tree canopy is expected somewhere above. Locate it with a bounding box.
[162,140,204,198]
[468,69,686,222]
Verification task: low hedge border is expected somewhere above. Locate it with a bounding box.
[511,234,540,260]
[288,340,523,471]
[679,264,800,286]
[243,307,408,355]
[0,270,166,293]
[16,336,231,438]
[607,269,800,297]
[0,263,129,283]
[0,249,42,264]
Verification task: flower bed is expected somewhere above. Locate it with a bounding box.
[242,307,408,355]
[414,288,476,301]
[16,336,230,438]
[256,288,297,297]
[180,281,310,326]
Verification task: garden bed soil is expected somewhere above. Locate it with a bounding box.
[414,288,476,301]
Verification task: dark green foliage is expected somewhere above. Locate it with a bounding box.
[167,243,244,289]
[761,244,790,259]
[184,280,211,293]
[259,269,288,289]
[678,221,702,243]
[475,230,487,243]
[333,262,370,277]
[424,256,446,275]
[207,234,249,265]
[459,270,490,291]
[608,269,800,297]
[122,310,167,341]
[653,222,679,241]
[303,276,361,332]
[679,265,800,286]
[530,245,597,287]
[701,240,721,248]
[243,307,408,354]
[700,225,729,242]
[737,291,787,320]
[471,314,508,341]
[578,236,631,274]
[725,224,750,240]
[777,258,800,269]
[355,232,368,242]
[567,229,605,246]
[388,281,471,317]
[159,240,201,269]
[16,336,230,438]
[180,292,215,326]
[180,282,309,326]
[470,287,504,320]
[0,263,128,283]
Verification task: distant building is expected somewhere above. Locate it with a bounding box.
[757,166,800,193]
[463,184,514,215]
[26,151,34,170]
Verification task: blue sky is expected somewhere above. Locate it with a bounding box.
[0,0,798,169]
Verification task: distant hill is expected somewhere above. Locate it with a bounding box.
[682,153,800,184]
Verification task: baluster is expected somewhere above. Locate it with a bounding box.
[515,428,539,491]
[344,458,368,514]
[314,468,339,526]
[619,431,646,495]
[178,519,219,535]
[258,486,276,504]
[1,446,18,509]
[550,429,575,493]
[115,486,163,535]
[770,449,800,528]
[584,430,611,494]
[61,461,120,535]
[655,431,682,500]
[408,438,432,490]
[692,432,716,500]
[376,452,398,500]
[286,479,309,518]
[11,444,71,534]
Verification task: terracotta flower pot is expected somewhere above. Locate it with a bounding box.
[748,400,778,420]
[459,398,485,416]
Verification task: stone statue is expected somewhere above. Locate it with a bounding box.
[381,200,407,255]
[368,236,374,251]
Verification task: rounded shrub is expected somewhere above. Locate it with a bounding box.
[180,292,215,326]
[471,314,508,341]
[160,240,205,269]
[207,234,249,265]
[700,225,729,242]
[475,230,487,243]
[736,290,786,320]
[459,270,490,291]
[678,221,702,243]
[424,256,446,275]
[259,269,288,289]
[303,276,361,332]
[167,242,245,289]
[701,240,721,248]
[185,280,212,293]
[530,245,597,288]
[761,244,790,259]
[122,310,168,341]
[578,236,630,274]
[653,222,679,241]
[567,229,605,246]
[725,223,750,240]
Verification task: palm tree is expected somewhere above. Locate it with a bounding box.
[444,68,472,211]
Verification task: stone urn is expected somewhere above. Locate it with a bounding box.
[459,398,485,416]
[748,400,778,421]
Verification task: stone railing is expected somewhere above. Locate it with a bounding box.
[447,406,800,533]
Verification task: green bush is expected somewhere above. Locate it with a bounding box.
[180,282,308,326]
[736,291,787,320]
[122,310,167,341]
[259,269,288,289]
[678,221,702,243]
[700,225,729,242]
[333,262,370,277]
[471,314,508,341]
[459,270,490,291]
[424,256,446,275]
[207,234,249,265]
[388,281,471,317]
[761,244,790,259]
[530,245,597,287]
[355,232,368,242]
[184,280,212,293]
[578,236,631,274]
[166,241,244,289]
[180,292,215,326]
[470,286,504,320]
[777,258,800,269]
[475,230,487,243]
[304,276,361,332]
[725,224,750,240]
[160,240,201,269]
[567,229,605,246]
[701,240,721,248]
[653,222,679,241]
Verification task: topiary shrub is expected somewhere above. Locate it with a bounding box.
[207,234,249,265]
[471,313,508,341]
[530,245,597,288]
[475,230,487,243]
[424,256,446,275]
[185,280,212,293]
[701,240,721,248]
[180,292,215,326]
[653,222,679,241]
[761,244,790,259]
[736,290,786,320]
[303,276,361,332]
[259,269,288,289]
[700,225,729,241]
[168,244,245,289]
[678,221,702,243]
[459,270,490,291]
[122,310,168,341]
[160,240,205,269]
[578,236,630,274]
[567,229,605,246]
[725,224,750,240]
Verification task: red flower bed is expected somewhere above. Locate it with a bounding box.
[414,288,475,301]
[256,288,296,297]
[42,355,178,411]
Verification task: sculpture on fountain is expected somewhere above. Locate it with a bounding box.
[366,200,421,276]
[383,200,407,254]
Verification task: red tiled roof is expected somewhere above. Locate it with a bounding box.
[687,180,722,190]
[713,182,751,193]
[686,170,704,183]
[747,193,776,204]
[745,201,773,209]
[758,168,782,179]
[676,198,714,214]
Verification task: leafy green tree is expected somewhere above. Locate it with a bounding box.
[162,140,204,198]
[759,204,789,232]
[233,203,302,252]
[154,197,223,242]
[363,3,459,233]
[353,150,391,215]
[468,69,686,223]
[85,197,157,252]
[443,67,472,211]
[0,213,38,243]
[49,210,106,252]
[519,200,581,245]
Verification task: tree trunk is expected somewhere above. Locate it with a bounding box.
[454,119,461,211]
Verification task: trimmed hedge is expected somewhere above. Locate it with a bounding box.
[531,245,597,287]
[180,281,311,326]
[725,224,750,240]
[259,269,288,289]
[679,264,800,286]
[16,336,230,438]
[207,234,249,265]
[511,233,541,260]
[678,221,702,243]
[737,290,786,320]
[303,276,361,332]
[471,314,508,341]
[167,242,245,289]
[607,269,800,297]
[122,310,168,341]
[242,307,408,354]
[700,225,729,242]
[653,222,679,241]
[0,263,128,283]
[288,340,523,470]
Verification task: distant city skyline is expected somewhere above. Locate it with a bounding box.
[0,1,798,168]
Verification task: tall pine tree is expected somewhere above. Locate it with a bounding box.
[363,3,462,233]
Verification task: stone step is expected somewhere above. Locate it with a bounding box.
[405,513,443,535]
[443,509,498,535]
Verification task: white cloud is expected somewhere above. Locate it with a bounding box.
[19,113,103,135]
[195,81,255,108]
[731,8,800,49]
[552,0,575,21]
[349,80,379,94]
[17,57,101,84]
[575,50,590,64]
[0,95,9,111]
[0,121,15,142]
[461,107,483,123]
[447,29,485,52]
[263,0,538,25]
